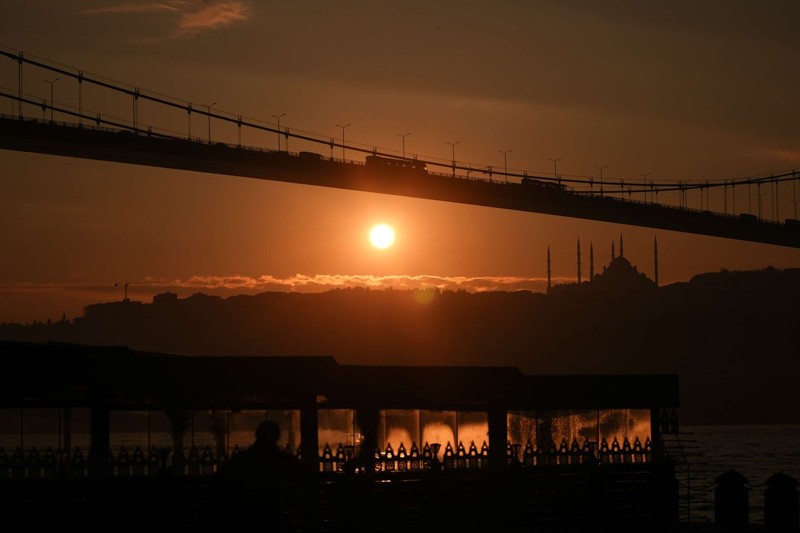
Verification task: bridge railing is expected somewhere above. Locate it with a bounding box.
[1,110,795,228]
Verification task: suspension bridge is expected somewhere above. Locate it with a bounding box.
[1,47,799,248]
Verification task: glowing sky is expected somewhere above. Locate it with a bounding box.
[1,1,799,322]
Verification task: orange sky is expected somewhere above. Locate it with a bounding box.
[1,1,800,323]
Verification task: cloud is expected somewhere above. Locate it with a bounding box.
[84,2,181,14]
[135,273,558,294]
[174,1,247,37]
[754,147,800,166]
[0,274,570,323]
[84,1,248,38]
[0,273,562,298]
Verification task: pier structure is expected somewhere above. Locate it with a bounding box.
[0,341,680,530]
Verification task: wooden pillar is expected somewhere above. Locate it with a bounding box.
[355,407,380,473]
[488,405,507,471]
[62,408,72,455]
[90,390,110,477]
[300,400,319,473]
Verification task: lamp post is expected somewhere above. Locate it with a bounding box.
[206,102,216,143]
[640,172,651,203]
[549,157,562,180]
[272,113,285,151]
[446,140,461,177]
[397,132,411,158]
[595,165,607,195]
[336,123,351,160]
[498,149,512,183]
[43,77,59,122]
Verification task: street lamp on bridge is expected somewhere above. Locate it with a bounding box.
[43,77,59,122]
[640,172,652,203]
[206,102,217,143]
[498,149,512,183]
[336,123,351,160]
[595,165,607,194]
[549,157,563,181]
[446,140,461,177]
[397,132,411,158]
[272,113,286,151]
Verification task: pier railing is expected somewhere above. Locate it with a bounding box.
[0,435,655,480]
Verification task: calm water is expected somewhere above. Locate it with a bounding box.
[683,424,800,524]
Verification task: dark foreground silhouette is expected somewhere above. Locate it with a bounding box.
[214,421,308,530]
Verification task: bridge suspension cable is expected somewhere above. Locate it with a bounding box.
[2,45,800,220]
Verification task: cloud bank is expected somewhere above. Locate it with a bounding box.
[155,273,557,293]
[0,273,560,297]
[0,274,574,323]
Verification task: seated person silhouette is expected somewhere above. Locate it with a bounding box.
[218,420,306,529]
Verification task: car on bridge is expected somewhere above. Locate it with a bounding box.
[299,151,323,160]
[365,155,427,173]
[521,176,567,192]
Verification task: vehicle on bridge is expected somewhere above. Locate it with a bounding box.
[299,151,323,160]
[365,154,428,173]
[520,176,567,192]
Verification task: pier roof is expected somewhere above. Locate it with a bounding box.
[0,341,678,410]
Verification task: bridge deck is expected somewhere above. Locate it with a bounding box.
[2,117,799,248]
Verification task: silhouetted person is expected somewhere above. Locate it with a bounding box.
[216,420,307,531]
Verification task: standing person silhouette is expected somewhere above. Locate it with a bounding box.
[217,420,307,531]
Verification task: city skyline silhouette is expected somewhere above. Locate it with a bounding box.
[2,3,800,326]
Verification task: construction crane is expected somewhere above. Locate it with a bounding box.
[114,280,130,302]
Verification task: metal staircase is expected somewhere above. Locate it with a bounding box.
[659,412,714,524]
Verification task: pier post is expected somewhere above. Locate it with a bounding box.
[487,405,507,471]
[300,400,319,473]
[715,469,749,530]
[765,472,799,532]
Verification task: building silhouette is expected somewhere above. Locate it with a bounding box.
[548,235,658,295]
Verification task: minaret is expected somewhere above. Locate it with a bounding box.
[611,240,616,260]
[546,246,552,293]
[589,242,594,280]
[577,239,582,283]
[654,236,659,286]
[619,234,624,258]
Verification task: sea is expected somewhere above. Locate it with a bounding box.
[679,424,800,524]
[2,423,798,526]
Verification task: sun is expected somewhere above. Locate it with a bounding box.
[369,224,395,249]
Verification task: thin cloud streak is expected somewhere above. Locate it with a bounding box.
[84,2,181,14]
[755,147,800,165]
[175,2,247,37]
[84,1,248,38]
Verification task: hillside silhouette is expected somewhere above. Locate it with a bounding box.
[2,262,798,424]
